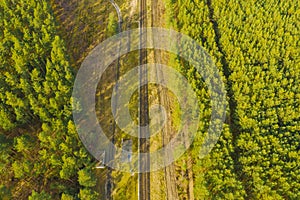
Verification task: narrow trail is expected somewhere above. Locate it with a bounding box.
[206,0,248,196]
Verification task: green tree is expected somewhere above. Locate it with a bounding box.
[0,185,11,200]
[28,190,52,200]
[78,188,99,200]
[61,193,74,200]
[78,168,97,187]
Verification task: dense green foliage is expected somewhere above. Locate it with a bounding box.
[0,0,99,199]
[1,0,299,199]
[166,0,300,199]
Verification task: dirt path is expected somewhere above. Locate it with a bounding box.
[150,0,166,27]
[149,0,195,199]
[149,0,182,199]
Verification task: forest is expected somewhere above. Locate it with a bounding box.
[166,0,299,199]
[0,0,299,199]
[0,0,98,199]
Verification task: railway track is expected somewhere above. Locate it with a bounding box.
[138,0,150,198]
